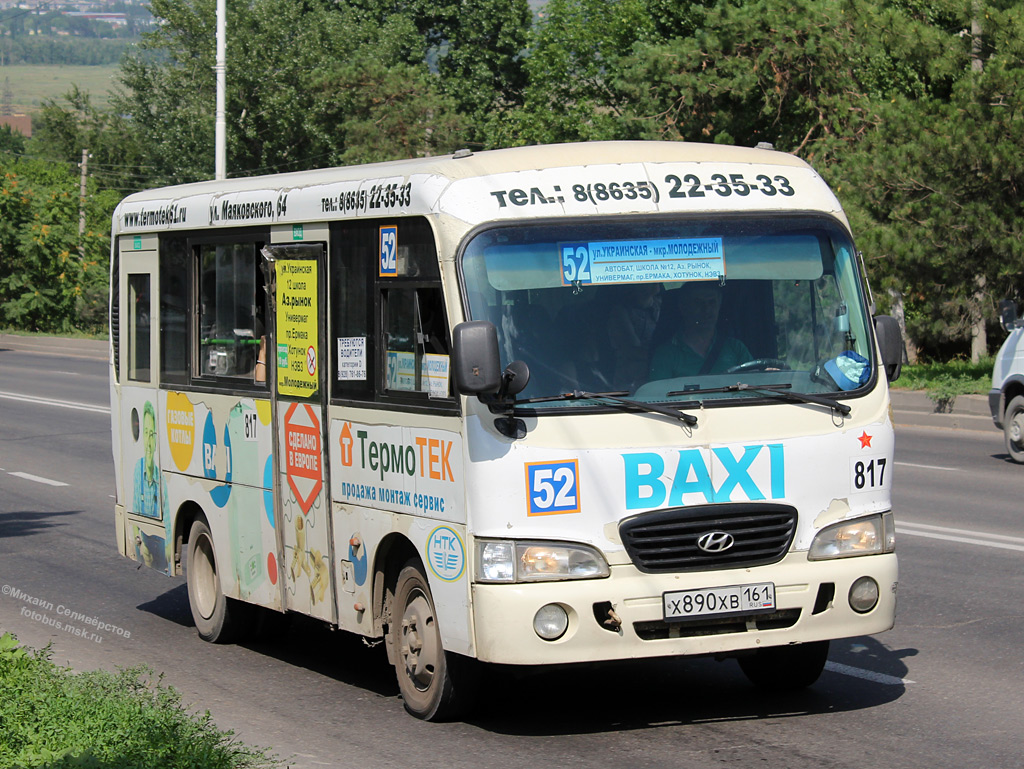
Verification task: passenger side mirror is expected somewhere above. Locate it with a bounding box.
[873,314,903,382]
[999,299,1019,332]
[452,320,502,394]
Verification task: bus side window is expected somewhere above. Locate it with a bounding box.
[196,242,262,382]
[383,287,448,394]
[330,216,452,406]
[331,223,374,400]
[127,273,151,382]
[159,236,190,385]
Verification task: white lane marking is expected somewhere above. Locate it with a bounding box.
[898,522,1024,553]
[825,661,913,686]
[894,461,963,472]
[898,521,1024,544]
[0,390,110,414]
[9,471,68,487]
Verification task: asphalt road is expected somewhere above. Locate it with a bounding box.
[1,335,1021,768]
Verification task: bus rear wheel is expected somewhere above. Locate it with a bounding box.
[186,517,252,643]
[738,640,830,691]
[390,561,477,720]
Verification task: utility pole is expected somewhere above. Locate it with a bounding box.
[969,1,986,362]
[214,0,226,180]
[78,149,90,260]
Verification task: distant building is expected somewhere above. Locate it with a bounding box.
[64,11,128,26]
[0,114,32,137]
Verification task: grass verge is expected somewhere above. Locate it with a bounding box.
[0,633,279,769]
[891,358,993,404]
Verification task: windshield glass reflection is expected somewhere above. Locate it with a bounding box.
[460,215,874,407]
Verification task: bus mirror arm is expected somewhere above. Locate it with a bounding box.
[452,321,531,439]
[873,314,903,382]
[496,359,530,400]
[490,360,531,438]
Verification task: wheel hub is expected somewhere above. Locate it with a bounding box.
[400,593,437,691]
[1011,413,1024,444]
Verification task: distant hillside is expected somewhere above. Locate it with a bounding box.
[1,64,120,115]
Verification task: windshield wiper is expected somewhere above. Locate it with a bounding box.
[519,390,698,426]
[667,382,851,416]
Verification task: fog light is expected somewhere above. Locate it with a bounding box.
[849,577,879,613]
[533,603,569,641]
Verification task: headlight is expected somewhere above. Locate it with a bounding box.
[477,541,515,582]
[475,540,610,583]
[808,513,896,560]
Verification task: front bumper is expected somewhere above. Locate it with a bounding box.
[470,552,898,665]
[989,388,1002,428]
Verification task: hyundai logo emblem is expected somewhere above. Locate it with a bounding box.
[697,531,735,553]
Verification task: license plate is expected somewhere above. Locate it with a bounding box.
[663,582,776,622]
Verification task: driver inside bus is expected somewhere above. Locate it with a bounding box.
[649,280,751,379]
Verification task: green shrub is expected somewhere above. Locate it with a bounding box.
[0,633,279,769]
[892,358,993,405]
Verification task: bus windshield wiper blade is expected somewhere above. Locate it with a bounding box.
[519,390,698,426]
[668,382,850,416]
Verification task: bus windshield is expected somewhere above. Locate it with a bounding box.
[460,214,875,407]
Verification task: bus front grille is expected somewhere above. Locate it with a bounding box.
[618,503,797,573]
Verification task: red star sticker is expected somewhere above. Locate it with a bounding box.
[858,431,873,449]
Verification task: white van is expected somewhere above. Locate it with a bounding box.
[990,300,1024,461]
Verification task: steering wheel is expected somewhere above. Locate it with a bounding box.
[725,358,791,374]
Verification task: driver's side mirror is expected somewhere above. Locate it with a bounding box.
[873,314,903,382]
[452,320,502,394]
[451,320,530,398]
[999,299,1019,332]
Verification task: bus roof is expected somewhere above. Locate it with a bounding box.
[112,141,844,236]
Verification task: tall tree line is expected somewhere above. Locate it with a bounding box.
[2,0,1022,357]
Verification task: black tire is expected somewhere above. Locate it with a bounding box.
[185,517,253,643]
[738,640,830,691]
[1003,395,1024,463]
[390,561,478,720]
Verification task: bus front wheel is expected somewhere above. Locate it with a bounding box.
[390,561,477,720]
[738,640,830,691]
[186,517,252,643]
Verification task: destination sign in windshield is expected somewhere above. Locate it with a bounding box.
[559,238,725,285]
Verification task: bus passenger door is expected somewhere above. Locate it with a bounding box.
[116,235,173,574]
[261,242,336,623]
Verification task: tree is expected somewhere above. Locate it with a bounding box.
[839,1,1024,359]
[509,0,667,145]
[0,155,111,333]
[0,125,26,156]
[107,0,505,184]
[32,87,147,195]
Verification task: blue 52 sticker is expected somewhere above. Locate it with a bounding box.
[560,243,592,285]
[379,225,397,276]
[526,460,582,515]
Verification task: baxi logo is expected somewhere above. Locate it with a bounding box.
[623,444,785,510]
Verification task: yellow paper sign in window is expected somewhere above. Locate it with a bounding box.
[276,260,319,398]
